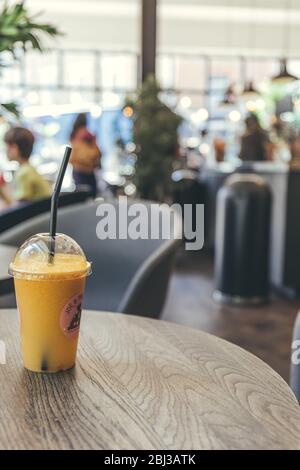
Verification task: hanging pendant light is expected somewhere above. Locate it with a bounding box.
[241,81,260,99]
[271,1,298,84]
[271,58,298,84]
[219,84,236,107]
[240,80,262,112]
[240,3,261,101]
[219,1,237,108]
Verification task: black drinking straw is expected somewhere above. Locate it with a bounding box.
[48,146,72,263]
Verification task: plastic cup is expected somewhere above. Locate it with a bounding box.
[9,233,91,373]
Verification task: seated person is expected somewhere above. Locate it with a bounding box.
[4,127,51,203]
[239,114,269,162]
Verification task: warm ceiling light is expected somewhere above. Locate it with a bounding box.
[191,107,209,124]
[123,106,134,118]
[196,107,209,121]
[228,110,241,122]
[199,143,210,155]
[26,91,39,105]
[255,99,265,110]
[90,105,102,118]
[246,100,257,112]
[180,96,192,109]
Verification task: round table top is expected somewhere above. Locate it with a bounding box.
[0,309,300,450]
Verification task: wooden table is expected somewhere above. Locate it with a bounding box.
[0,309,300,450]
[0,245,16,295]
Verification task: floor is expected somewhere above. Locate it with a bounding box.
[162,250,300,383]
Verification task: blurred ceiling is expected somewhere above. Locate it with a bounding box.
[24,0,300,57]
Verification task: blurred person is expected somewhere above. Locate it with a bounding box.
[269,118,292,163]
[4,127,51,203]
[70,113,101,198]
[239,114,269,162]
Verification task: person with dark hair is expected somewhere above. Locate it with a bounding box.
[70,113,88,141]
[239,114,269,162]
[70,113,101,198]
[4,126,51,202]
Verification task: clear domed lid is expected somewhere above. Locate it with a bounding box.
[9,233,91,280]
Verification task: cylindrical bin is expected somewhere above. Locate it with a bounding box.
[172,169,205,240]
[214,173,272,305]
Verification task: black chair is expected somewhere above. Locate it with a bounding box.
[291,312,300,403]
[0,199,182,318]
[0,189,92,234]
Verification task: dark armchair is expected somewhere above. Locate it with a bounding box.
[0,189,92,234]
[0,199,182,318]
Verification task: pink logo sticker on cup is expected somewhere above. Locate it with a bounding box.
[60,293,83,339]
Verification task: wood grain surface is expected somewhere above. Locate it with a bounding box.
[0,309,300,450]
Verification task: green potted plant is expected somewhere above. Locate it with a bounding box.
[128,75,182,202]
[0,1,61,117]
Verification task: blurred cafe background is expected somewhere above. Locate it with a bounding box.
[2,0,300,391]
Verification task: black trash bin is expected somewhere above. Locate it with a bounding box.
[214,173,272,305]
[172,169,205,241]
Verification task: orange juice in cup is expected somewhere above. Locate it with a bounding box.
[9,233,91,373]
